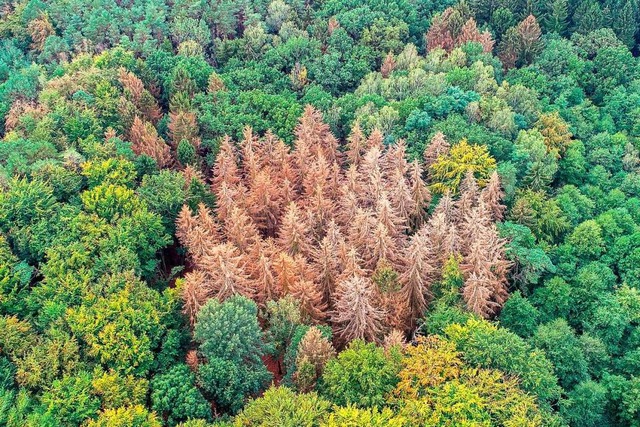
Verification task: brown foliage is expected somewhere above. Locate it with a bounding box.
[177,105,511,339]
[456,18,495,53]
[332,275,387,344]
[381,52,396,78]
[27,14,54,51]
[424,132,450,169]
[119,68,162,123]
[168,111,201,149]
[129,116,171,168]
[294,326,335,392]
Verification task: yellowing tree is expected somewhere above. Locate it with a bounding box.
[429,139,496,194]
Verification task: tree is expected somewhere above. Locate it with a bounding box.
[531,319,589,389]
[429,139,496,194]
[324,406,405,427]
[293,326,335,392]
[194,296,272,413]
[232,386,330,427]
[331,275,386,344]
[321,340,401,408]
[444,319,562,403]
[399,227,435,326]
[86,405,162,427]
[129,116,171,168]
[150,364,211,425]
[40,372,100,425]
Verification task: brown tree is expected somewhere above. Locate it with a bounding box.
[293,326,335,392]
[455,18,494,53]
[399,227,436,325]
[198,243,254,301]
[424,132,450,170]
[212,136,241,189]
[277,202,313,256]
[480,171,506,221]
[381,52,396,78]
[129,116,171,167]
[168,111,201,149]
[332,275,386,344]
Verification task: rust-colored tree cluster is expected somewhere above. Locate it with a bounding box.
[176,106,510,345]
[426,9,494,53]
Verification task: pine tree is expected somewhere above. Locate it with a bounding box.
[480,171,506,221]
[247,170,283,236]
[426,9,455,52]
[408,160,431,229]
[212,136,241,190]
[273,252,300,295]
[332,275,386,344]
[426,211,458,267]
[288,257,326,322]
[293,326,335,392]
[380,52,396,78]
[277,202,312,256]
[455,170,480,224]
[311,221,345,302]
[383,329,406,351]
[198,243,254,301]
[249,241,280,303]
[168,111,201,149]
[223,206,262,253]
[460,216,511,318]
[543,0,568,36]
[295,105,339,164]
[366,128,385,151]
[129,116,171,168]
[399,227,435,325]
[182,270,209,326]
[456,18,495,52]
[423,132,450,170]
[345,122,366,168]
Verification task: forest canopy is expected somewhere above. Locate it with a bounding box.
[1,0,640,425]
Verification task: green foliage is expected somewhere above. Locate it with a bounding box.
[194,296,272,413]
[232,386,330,427]
[151,364,211,425]
[2,0,640,424]
[321,340,402,408]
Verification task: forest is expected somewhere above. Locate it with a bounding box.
[0,0,640,425]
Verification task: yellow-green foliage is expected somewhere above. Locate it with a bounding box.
[85,405,161,427]
[429,139,496,194]
[323,405,405,427]
[393,335,545,427]
[92,369,149,409]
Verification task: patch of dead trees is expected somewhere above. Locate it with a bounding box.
[176,106,510,346]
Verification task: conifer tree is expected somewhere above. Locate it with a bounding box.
[399,227,435,325]
[480,171,506,221]
[408,160,432,228]
[293,326,335,393]
[168,111,200,149]
[223,206,261,253]
[277,202,312,256]
[380,52,396,78]
[129,116,171,168]
[456,18,495,52]
[345,123,366,168]
[198,243,254,301]
[212,136,241,190]
[424,132,450,169]
[332,275,386,344]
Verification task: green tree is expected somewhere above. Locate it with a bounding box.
[321,340,402,408]
[194,296,272,413]
[151,364,211,425]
